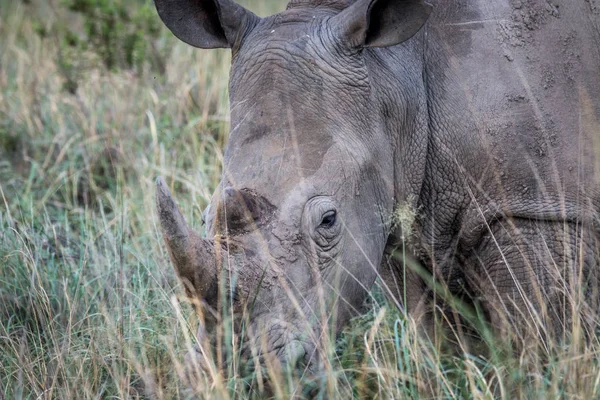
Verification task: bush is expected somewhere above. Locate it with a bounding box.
[60,0,165,82]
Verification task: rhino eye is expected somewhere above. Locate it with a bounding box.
[320,210,336,229]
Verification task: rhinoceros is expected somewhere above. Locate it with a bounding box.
[154,0,600,370]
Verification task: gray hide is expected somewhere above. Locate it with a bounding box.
[155,0,600,370]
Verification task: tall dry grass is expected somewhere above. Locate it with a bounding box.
[1,0,600,399]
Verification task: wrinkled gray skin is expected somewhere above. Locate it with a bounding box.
[155,0,600,370]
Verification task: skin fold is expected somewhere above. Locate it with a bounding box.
[154,0,600,375]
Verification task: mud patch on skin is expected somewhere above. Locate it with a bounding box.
[586,0,600,15]
[541,66,555,89]
[498,0,560,51]
[271,221,302,263]
[559,30,583,84]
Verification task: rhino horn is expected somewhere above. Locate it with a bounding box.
[156,177,221,301]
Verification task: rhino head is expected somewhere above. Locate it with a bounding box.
[155,0,431,368]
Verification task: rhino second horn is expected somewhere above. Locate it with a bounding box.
[156,176,221,301]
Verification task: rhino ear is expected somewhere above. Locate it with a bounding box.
[154,0,261,49]
[331,0,432,48]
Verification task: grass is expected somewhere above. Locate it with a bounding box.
[1,0,600,398]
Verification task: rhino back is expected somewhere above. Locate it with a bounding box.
[420,0,600,235]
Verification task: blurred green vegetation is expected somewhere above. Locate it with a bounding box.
[62,0,164,70]
[28,0,166,93]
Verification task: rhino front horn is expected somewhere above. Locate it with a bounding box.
[156,176,221,301]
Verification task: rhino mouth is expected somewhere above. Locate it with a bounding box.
[237,338,311,371]
[187,319,315,375]
[245,320,314,365]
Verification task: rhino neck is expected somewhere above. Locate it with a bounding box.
[286,0,354,11]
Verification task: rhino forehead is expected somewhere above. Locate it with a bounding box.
[230,14,369,100]
[223,132,337,203]
[224,48,370,199]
